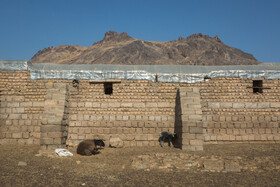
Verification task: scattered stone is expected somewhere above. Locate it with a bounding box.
[76,161,81,165]
[109,137,123,148]
[224,161,241,172]
[203,159,224,171]
[18,161,27,166]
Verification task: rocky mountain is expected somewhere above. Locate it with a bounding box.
[30,31,261,66]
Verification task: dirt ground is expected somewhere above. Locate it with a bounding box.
[0,143,280,187]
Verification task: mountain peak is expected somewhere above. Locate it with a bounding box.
[100,30,133,43]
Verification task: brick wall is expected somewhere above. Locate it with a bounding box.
[66,80,180,147]
[1,70,280,149]
[0,70,44,145]
[201,78,280,143]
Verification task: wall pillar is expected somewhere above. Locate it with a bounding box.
[177,87,203,151]
[40,82,69,150]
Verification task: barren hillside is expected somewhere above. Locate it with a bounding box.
[30,31,261,66]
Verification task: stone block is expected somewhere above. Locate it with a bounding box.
[40,138,53,145]
[121,103,133,107]
[189,139,203,146]
[233,102,245,109]
[208,102,220,108]
[157,102,171,108]
[203,159,224,171]
[224,161,241,172]
[41,125,61,133]
[109,102,121,108]
[271,102,280,108]
[257,102,270,109]
[189,127,203,134]
[7,102,20,107]
[220,102,233,108]
[85,102,92,108]
[33,101,44,107]
[245,102,257,109]
[47,118,62,125]
[109,137,123,148]
[12,132,22,138]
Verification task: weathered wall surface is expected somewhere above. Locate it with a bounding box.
[67,80,180,147]
[201,78,280,143]
[0,70,44,145]
[1,70,280,149]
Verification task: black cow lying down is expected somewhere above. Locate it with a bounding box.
[77,139,105,156]
[159,131,177,147]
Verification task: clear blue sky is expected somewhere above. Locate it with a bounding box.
[0,0,279,62]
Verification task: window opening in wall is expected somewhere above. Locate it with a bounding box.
[104,82,113,95]
[253,80,263,93]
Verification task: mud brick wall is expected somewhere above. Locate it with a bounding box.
[0,70,45,145]
[40,82,69,150]
[177,87,204,151]
[2,69,280,148]
[66,80,182,147]
[201,78,280,143]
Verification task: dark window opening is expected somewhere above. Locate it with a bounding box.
[104,82,113,95]
[253,80,263,93]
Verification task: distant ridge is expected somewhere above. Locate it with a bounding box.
[30,30,261,66]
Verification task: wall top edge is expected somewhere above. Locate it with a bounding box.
[2,60,280,83]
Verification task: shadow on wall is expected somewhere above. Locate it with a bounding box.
[174,88,182,148]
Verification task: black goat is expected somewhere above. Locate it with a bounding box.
[159,132,177,147]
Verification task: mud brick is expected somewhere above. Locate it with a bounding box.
[248,134,255,140]
[41,125,61,133]
[48,132,62,138]
[265,128,272,134]
[133,102,145,108]
[239,129,246,134]
[12,132,22,138]
[220,129,226,134]
[190,139,203,146]
[53,138,63,144]
[214,123,221,128]
[271,102,280,108]
[213,129,220,134]
[181,133,196,139]
[267,134,274,141]
[7,102,20,107]
[69,102,77,107]
[260,134,267,140]
[220,102,233,108]
[91,102,100,107]
[182,145,197,151]
[257,102,270,109]
[188,115,202,121]
[182,138,190,145]
[40,138,53,145]
[33,101,44,107]
[272,128,278,134]
[229,135,235,141]
[85,102,92,108]
[136,141,143,146]
[208,102,220,108]
[121,103,133,107]
[69,134,78,139]
[20,102,32,107]
[216,135,224,140]
[259,128,265,134]
[189,127,203,134]
[9,114,21,119]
